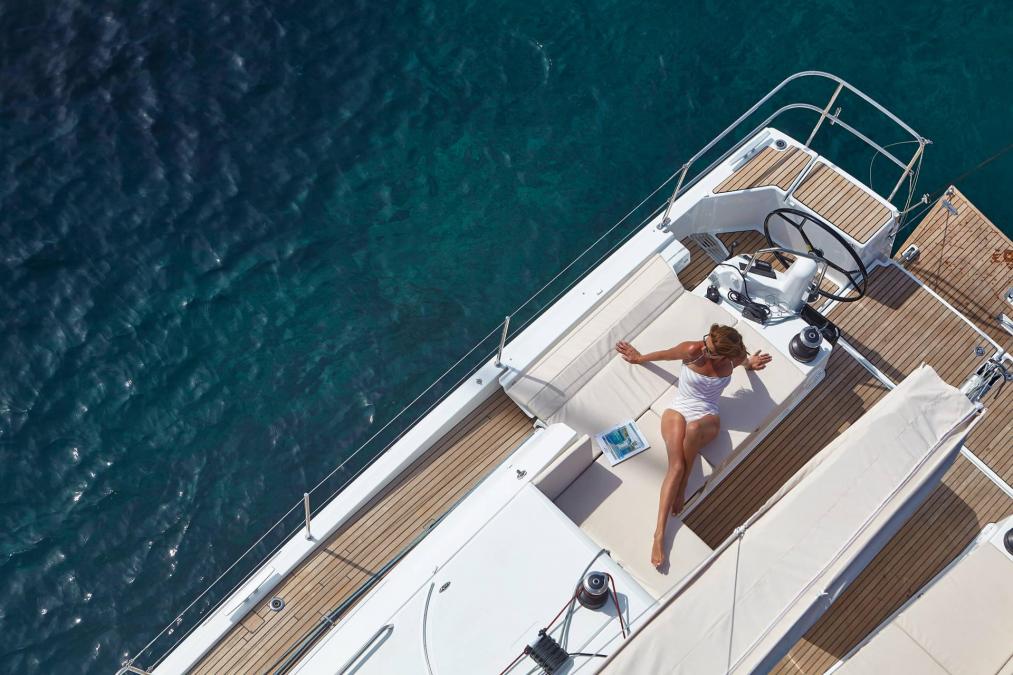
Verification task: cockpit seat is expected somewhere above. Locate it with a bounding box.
[513,250,814,597]
[506,253,808,476]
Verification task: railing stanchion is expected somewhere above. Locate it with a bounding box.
[659,162,691,230]
[806,81,844,148]
[494,316,510,368]
[303,493,313,541]
[888,141,925,203]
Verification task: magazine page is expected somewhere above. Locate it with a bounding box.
[595,419,650,466]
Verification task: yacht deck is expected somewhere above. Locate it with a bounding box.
[774,192,1013,674]
[682,189,1012,674]
[188,391,533,674]
[793,162,894,243]
[714,146,812,193]
[712,144,894,243]
[900,188,1012,347]
[177,189,1010,674]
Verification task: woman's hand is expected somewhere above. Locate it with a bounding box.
[746,350,773,371]
[616,341,643,364]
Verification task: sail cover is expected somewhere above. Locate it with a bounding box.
[599,364,980,675]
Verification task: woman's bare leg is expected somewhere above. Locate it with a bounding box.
[653,410,687,568]
[672,415,720,516]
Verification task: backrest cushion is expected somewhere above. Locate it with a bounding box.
[505,255,684,420]
[533,434,598,500]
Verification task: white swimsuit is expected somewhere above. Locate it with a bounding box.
[669,365,731,422]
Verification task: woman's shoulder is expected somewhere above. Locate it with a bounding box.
[681,341,705,360]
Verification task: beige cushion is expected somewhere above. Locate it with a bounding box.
[633,291,740,368]
[650,321,806,473]
[598,365,978,675]
[549,356,676,437]
[835,625,948,675]
[889,543,1013,675]
[550,292,740,435]
[555,410,715,597]
[505,255,684,421]
[533,435,599,500]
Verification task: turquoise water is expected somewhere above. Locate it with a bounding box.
[1,1,1011,672]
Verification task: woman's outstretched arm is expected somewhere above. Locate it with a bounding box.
[616,340,700,365]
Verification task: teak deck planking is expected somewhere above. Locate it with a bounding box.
[713,146,812,193]
[826,262,1012,486]
[711,147,894,245]
[774,456,1010,674]
[899,187,1012,347]
[792,162,893,243]
[893,188,1012,484]
[188,390,533,674]
[682,349,891,547]
[772,196,1013,673]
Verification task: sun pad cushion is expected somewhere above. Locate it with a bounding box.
[650,321,806,472]
[549,292,740,435]
[555,410,715,597]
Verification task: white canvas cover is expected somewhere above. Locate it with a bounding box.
[599,365,980,675]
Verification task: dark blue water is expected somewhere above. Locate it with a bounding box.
[2,1,1011,672]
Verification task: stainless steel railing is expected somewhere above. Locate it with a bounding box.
[123,71,928,673]
[660,71,929,231]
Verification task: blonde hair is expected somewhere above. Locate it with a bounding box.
[708,324,747,360]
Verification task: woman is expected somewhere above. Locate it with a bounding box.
[616,324,772,568]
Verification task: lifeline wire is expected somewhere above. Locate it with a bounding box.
[894,140,1013,239]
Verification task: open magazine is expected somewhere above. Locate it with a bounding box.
[595,419,650,466]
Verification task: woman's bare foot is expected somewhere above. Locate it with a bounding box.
[651,532,666,568]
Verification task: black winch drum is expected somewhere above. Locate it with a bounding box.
[576,571,609,609]
[790,326,822,363]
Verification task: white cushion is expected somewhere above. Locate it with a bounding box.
[890,543,1013,675]
[836,624,948,675]
[550,292,740,435]
[633,292,740,370]
[554,410,715,597]
[549,355,676,435]
[533,435,599,500]
[650,321,806,473]
[505,255,684,420]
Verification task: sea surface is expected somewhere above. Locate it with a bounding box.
[1,1,1011,672]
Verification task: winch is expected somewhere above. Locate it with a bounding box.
[789,326,823,363]
[575,571,610,609]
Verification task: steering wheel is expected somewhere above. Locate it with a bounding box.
[762,207,868,303]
